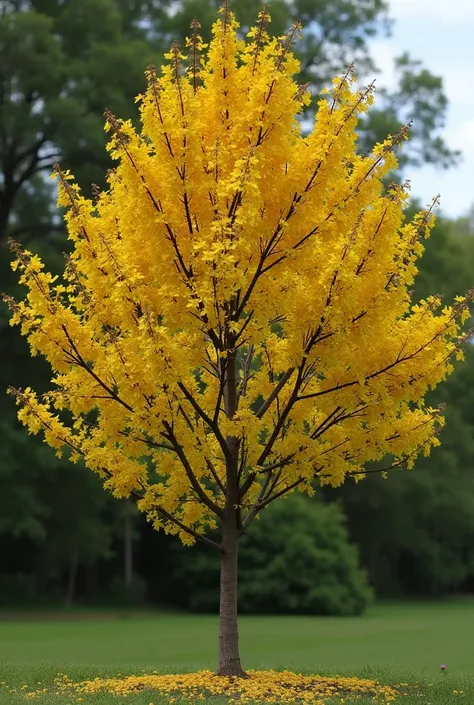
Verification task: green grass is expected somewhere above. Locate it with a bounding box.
[1,599,474,704]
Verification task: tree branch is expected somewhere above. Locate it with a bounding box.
[151,502,221,550]
[61,325,134,414]
[257,477,304,509]
[177,381,231,462]
[239,364,304,500]
[11,387,221,551]
[117,429,174,452]
[162,420,224,517]
[242,477,304,530]
[176,401,226,495]
[297,329,453,402]
[256,367,295,418]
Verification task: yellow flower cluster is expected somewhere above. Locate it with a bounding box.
[47,670,399,703]
[5,4,472,545]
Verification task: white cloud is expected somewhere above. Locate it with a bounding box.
[364,7,474,217]
[388,0,474,23]
[452,120,474,151]
[368,39,398,89]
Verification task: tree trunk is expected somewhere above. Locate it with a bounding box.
[217,341,246,677]
[217,519,247,677]
[124,510,133,587]
[65,553,78,606]
[0,173,15,242]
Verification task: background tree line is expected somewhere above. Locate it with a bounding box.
[1,0,473,613]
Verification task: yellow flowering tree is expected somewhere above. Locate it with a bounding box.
[3,4,471,677]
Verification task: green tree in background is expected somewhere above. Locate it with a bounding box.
[0,0,161,598]
[0,0,459,242]
[330,217,474,596]
[0,0,160,239]
[359,53,459,169]
[167,494,373,616]
[0,234,120,605]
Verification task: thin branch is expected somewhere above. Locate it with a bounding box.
[256,367,295,418]
[104,109,221,352]
[205,457,226,494]
[239,365,304,500]
[213,357,227,424]
[176,402,226,495]
[162,421,224,517]
[242,477,304,530]
[258,477,304,508]
[178,381,231,462]
[151,502,221,550]
[297,328,456,403]
[11,387,220,549]
[118,429,174,452]
[256,454,296,474]
[61,325,134,413]
[238,345,254,399]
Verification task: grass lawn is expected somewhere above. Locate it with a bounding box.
[0,599,473,704]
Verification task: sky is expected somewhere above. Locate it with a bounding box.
[367,0,474,219]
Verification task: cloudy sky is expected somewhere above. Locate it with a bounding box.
[368,0,474,219]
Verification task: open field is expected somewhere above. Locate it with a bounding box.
[1,600,474,704]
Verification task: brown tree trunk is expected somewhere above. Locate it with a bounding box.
[65,552,78,606]
[217,518,246,677]
[217,341,246,677]
[124,510,133,587]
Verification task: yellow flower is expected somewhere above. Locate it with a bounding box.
[24,670,398,703]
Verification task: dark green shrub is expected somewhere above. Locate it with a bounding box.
[168,494,373,616]
[106,575,147,606]
[0,572,38,607]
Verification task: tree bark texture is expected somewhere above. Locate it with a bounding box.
[217,518,246,677]
[124,510,133,587]
[216,341,247,676]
